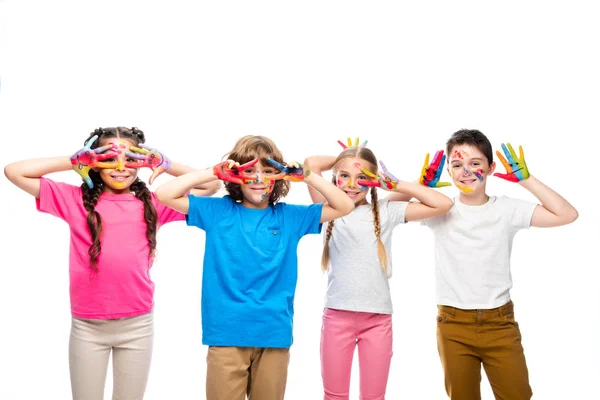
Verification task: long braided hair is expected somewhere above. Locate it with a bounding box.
[81,127,158,272]
[321,146,389,273]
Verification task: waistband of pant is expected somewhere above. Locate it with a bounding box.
[437,301,514,318]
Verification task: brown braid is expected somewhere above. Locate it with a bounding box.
[321,219,335,272]
[130,179,158,260]
[79,127,157,271]
[81,170,104,272]
[370,188,389,272]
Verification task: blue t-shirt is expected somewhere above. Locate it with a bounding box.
[186,195,323,348]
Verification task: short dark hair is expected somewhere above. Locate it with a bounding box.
[446,129,493,165]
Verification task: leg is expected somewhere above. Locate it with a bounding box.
[321,308,358,400]
[111,313,154,400]
[247,348,290,400]
[69,317,112,400]
[356,313,393,400]
[481,313,532,400]
[206,346,251,400]
[437,310,482,400]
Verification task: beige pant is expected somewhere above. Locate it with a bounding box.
[69,312,154,400]
[436,301,532,400]
[206,346,290,400]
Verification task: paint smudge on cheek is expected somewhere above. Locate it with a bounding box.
[337,179,343,187]
[473,169,484,181]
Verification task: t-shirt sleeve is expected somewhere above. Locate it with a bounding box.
[186,195,229,231]
[285,203,323,238]
[35,177,81,222]
[152,192,186,226]
[504,196,537,230]
[384,198,409,226]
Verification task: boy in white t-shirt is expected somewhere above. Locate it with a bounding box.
[419,129,578,400]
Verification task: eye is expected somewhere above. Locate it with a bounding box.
[263,169,275,175]
[359,175,367,180]
[473,162,480,167]
[451,164,461,169]
[126,157,136,163]
[106,158,116,162]
[340,173,349,178]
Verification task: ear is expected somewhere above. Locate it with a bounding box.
[488,161,496,175]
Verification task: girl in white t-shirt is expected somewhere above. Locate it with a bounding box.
[304,140,453,400]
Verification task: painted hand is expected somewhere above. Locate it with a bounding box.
[70,135,118,188]
[267,158,310,182]
[125,144,172,185]
[420,150,451,188]
[357,160,399,190]
[337,137,368,149]
[213,158,258,184]
[494,143,530,182]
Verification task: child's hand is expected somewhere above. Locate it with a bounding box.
[267,158,310,182]
[213,158,258,184]
[70,135,119,189]
[125,144,172,185]
[420,150,451,188]
[337,137,368,150]
[357,160,399,190]
[494,143,530,182]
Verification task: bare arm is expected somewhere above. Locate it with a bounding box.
[519,175,578,227]
[303,172,354,223]
[390,180,453,222]
[303,155,337,204]
[166,162,221,196]
[4,157,72,198]
[155,169,219,214]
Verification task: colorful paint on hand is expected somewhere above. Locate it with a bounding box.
[420,150,451,188]
[494,143,530,183]
[70,135,119,189]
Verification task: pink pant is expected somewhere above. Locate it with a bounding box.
[321,308,393,400]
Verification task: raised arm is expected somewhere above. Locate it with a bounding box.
[304,172,355,223]
[520,176,578,227]
[493,142,578,227]
[166,162,221,196]
[303,155,336,204]
[392,181,453,222]
[4,156,72,198]
[155,169,219,215]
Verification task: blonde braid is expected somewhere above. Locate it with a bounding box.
[370,188,389,272]
[321,220,335,272]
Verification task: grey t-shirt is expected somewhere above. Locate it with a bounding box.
[324,198,408,314]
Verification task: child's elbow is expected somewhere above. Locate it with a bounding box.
[565,207,579,224]
[4,163,18,183]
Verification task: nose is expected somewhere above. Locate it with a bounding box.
[462,167,471,176]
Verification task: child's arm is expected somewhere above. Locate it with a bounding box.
[494,142,578,227]
[520,176,578,227]
[303,155,336,204]
[155,169,219,214]
[303,171,355,223]
[4,157,71,198]
[166,162,221,196]
[392,181,453,222]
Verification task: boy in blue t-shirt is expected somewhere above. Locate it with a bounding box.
[156,135,354,400]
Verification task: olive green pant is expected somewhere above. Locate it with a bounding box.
[436,301,533,400]
[206,346,290,400]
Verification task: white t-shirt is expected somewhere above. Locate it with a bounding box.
[422,195,537,309]
[324,198,408,314]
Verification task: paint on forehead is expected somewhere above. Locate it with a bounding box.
[452,150,464,160]
[353,162,361,168]
[339,163,349,171]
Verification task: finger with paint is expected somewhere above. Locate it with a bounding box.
[420,150,452,188]
[493,143,530,183]
[125,144,172,185]
[213,158,259,185]
[337,137,368,150]
[70,135,119,188]
[267,158,310,182]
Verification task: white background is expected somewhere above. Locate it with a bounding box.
[1,1,598,399]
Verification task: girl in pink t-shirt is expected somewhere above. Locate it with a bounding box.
[4,127,219,400]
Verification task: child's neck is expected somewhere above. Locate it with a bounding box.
[458,191,489,206]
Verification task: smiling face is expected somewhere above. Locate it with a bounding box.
[334,157,373,206]
[239,160,277,209]
[96,138,139,194]
[448,144,495,196]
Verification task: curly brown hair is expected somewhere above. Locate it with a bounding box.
[321,146,389,273]
[223,135,290,204]
[81,127,158,272]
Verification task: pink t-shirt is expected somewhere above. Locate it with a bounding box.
[36,177,185,319]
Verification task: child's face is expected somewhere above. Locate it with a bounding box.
[447,144,495,195]
[97,138,139,194]
[239,160,277,209]
[334,157,372,206]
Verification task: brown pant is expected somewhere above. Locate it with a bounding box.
[436,301,533,400]
[206,346,290,400]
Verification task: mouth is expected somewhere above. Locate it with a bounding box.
[344,190,360,198]
[110,175,130,181]
[460,179,478,185]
